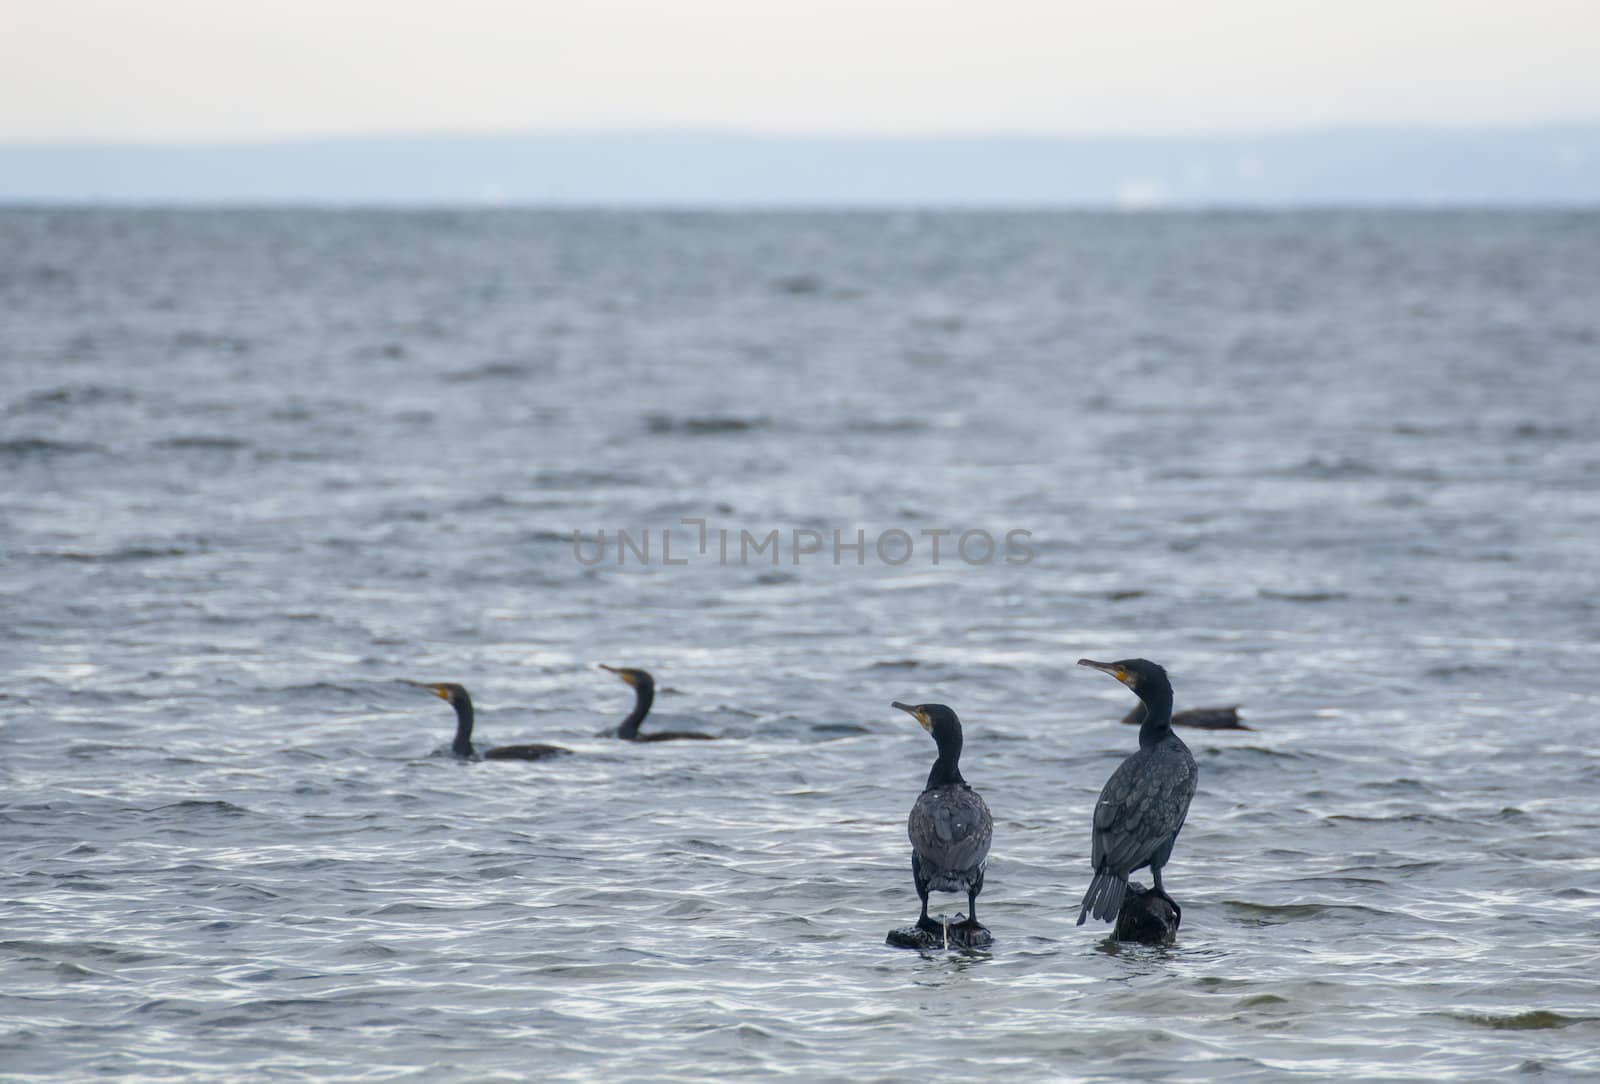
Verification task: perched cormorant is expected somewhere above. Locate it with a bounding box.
[1076,659,1197,927]
[1121,703,1250,731]
[893,701,993,938]
[599,665,715,741]
[415,682,571,761]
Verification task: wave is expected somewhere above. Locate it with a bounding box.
[7,384,135,414]
[0,437,105,458]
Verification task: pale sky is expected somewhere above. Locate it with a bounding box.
[3,0,1598,143]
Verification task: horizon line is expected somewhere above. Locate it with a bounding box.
[3,200,1597,213]
[5,117,1600,151]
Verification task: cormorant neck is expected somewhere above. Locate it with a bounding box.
[925,731,965,789]
[926,756,966,789]
[451,695,475,757]
[617,681,654,739]
[1137,685,1174,751]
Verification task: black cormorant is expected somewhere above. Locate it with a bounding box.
[599,665,715,741]
[1122,703,1249,730]
[893,701,993,938]
[1076,659,1197,927]
[415,682,571,761]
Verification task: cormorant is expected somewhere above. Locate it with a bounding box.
[414,682,571,761]
[1122,703,1249,730]
[893,701,993,938]
[599,665,715,741]
[1076,659,1197,927]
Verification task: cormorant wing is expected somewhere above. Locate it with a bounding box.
[909,787,993,873]
[1090,749,1197,875]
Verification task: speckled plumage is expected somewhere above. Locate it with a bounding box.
[893,701,993,933]
[909,782,992,895]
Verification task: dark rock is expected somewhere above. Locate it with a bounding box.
[885,913,992,950]
[1115,882,1180,944]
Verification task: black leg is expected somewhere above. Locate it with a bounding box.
[1152,866,1181,926]
[956,868,986,932]
[913,855,940,934]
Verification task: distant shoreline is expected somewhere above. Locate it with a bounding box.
[2,124,1596,206]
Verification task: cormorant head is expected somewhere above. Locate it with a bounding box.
[892,701,962,746]
[419,682,470,709]
[599,665,654,693]
[1078,658,1169,699]
[412,681,474,754]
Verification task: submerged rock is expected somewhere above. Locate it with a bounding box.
[885,913,992,950]
[1115,882,1180,944]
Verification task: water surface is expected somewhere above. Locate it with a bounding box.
[4,209,1599,1081]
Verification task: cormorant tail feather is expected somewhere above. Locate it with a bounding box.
[1077,868,1128,925]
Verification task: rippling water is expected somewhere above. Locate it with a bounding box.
[4,209,1600,1081]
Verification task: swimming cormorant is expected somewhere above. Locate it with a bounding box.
[893,701,993,938]
[599,665,715,741]
[415,682,571,760]
[1122,703,1249,730]
[1076,659,1197,927]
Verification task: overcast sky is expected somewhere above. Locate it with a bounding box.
[3,1,1598,143]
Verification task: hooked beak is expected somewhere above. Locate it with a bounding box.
[891,700,932,733]
[599,664,636,687]
[1078,658,1132,687]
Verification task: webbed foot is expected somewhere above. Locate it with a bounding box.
[1155,890,1182,928]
